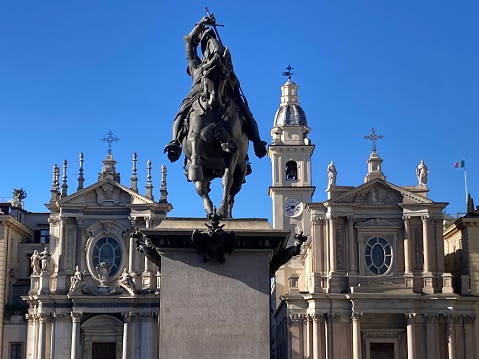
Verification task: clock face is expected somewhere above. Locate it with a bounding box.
[283,198,303,217]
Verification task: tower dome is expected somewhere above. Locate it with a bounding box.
[273,79,308,127]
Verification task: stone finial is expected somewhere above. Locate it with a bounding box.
[50,164,60,202]
[145,160,154,200]
[61,159,68,198]
[160,165,168,202]
[77,153,85,191]
[130,152,138,193]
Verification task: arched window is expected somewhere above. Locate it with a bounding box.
[285,161,298,181]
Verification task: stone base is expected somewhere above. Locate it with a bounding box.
[142,218,289,359]
[159,249,271,359]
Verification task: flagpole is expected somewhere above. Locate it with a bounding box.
[464,166,468,207]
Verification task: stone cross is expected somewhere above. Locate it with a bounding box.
[101,130,120,154]
[363,128,383,152]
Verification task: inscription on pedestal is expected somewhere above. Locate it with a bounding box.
[160,251,270,359]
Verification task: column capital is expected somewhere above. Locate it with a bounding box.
[308,313,324,322]
[326,214,337,221]
[402,215,411,223]
[351,312,363,322]
[424,313,439,323]
[444,314,455,323]
[54,312,70,321]
[122,312,135,322]
[405,313,416,323]
[421,215,430,223]
[311,216,326,225]
[76,217,83,226]
[327,312,341,322]
[71,311,82,322]
[463,314,476,324]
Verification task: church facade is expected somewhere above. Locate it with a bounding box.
[269,78,478,359]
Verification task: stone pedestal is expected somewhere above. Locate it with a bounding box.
[142,218,289,359]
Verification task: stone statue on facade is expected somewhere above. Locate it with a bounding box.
[118,268,136,295]
[31,250,41,275]
[39,247,51,272]
[163,12,267,218]
[69,265,86,292]
[416,160,428,186]
[95,262,111,285]
[327,161,337,186]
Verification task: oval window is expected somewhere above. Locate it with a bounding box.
[364,237,392,275]
[92,237,122,277]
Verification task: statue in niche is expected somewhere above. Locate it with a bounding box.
[416,160,428,186]
[162,12,267,218]
[30,250,41,275]
[327,161,337,186]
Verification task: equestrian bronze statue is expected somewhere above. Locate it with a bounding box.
[164,13,267,218]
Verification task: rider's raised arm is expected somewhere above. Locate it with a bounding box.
[183,17,214,74]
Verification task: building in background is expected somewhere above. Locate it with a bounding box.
[269,76,478,359]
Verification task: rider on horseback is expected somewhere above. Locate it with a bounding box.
[164,15,267,163]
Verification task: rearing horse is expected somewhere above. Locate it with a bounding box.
[182,43,249,219]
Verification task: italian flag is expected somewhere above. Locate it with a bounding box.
[454,160,465,168]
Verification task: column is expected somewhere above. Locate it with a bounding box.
[405,313,416,359]
[403,216,412,273]
[129,231,135,272]
[463,315,476,359]
[424,314,438,359]
[140,313,158,359]
[25,314,35,359]
[311,313,325,359]
[421,216,430,273]
[37,314,48,359]
[305,314,313,358]
[444,315,455,359]
[70,312,81,359]
[122,312,134,359]
[434,217,445,273]
[347,216,356,274]
[328,216,336,273]
[352,312,362,359]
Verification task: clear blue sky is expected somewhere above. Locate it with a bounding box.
[1,1,478,220]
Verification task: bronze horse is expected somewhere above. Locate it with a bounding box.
[181,46,249,218]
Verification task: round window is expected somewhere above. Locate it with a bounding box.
[364,237,392,275]
[92,237,122,278]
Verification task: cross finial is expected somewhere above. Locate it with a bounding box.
[363,128,383,152]
[101,130,120,154]
[282,65,294,80]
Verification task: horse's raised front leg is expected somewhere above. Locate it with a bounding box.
[194,180,213,216]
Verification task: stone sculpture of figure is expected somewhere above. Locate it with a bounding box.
[327,161,337,186]
[95,262,111,285]
[416,160,428,186]
[69,265,85,292]
[39,247,51,272]
[119,268,135,290]
[31,250,41,275]
[163,15,267,163]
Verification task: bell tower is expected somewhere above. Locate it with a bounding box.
[269,68,315,242]
[269,68,315,299]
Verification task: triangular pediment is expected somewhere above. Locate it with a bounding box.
[57,178,155,208]
[326,178,431,206]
